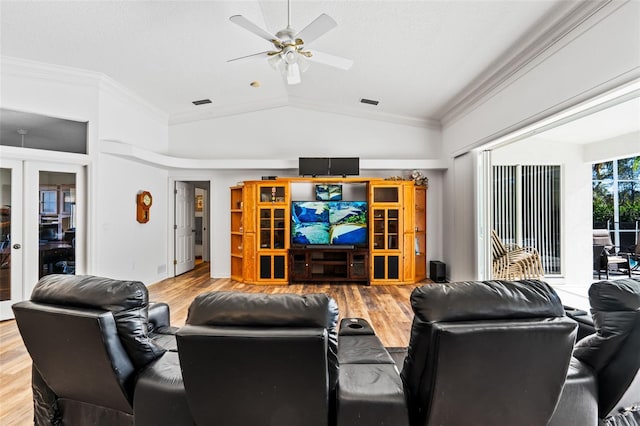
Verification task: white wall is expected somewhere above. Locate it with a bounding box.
[492,140,593,285]
[94,154,169,284]
[444,153,477,282]
[97,81,169,153]
[169,106,442,160]
[583,131,640,164]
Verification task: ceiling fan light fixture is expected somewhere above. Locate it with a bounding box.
[228,0,351,85]
[286,62,301,85]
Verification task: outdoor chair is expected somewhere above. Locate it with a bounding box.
[491,230,544,280]
[620,230,639,274]
[593,229,631,279]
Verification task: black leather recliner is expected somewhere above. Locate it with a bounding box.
[400,279,578,426]
[12,274,178,425]
[550,277,640,426]
[177,291,338,426]
[175,290,408,426]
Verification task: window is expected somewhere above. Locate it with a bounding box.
[593,156,640,252]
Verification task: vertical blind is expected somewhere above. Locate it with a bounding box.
[493,165,561,275]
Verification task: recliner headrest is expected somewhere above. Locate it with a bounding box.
[589,278,640,312]
[410,279,565,322]
[31,274,148,310]
[186,291,339,329]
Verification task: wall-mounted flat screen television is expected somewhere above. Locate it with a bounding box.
[315,184,342,201]
[291,201,368,247]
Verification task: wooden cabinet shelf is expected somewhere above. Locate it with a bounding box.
[231,178,426,285]
[289,248,369,283]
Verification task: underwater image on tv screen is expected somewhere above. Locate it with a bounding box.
[315,184,342,201]
[328,201,368,246]
[291,201,368,246]
[291,202,330,245]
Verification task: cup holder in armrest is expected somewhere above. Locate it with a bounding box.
[339,318,375,335]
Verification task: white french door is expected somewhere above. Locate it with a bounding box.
[0,160,24,320]
[174,181,195,276]
[0,160,85,320]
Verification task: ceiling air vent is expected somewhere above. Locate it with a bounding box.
[192,99,212,106]
[360,98,379,106]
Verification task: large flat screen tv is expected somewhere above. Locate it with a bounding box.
[291,201,367,247]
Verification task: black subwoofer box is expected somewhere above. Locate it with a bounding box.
[429,261,446,283]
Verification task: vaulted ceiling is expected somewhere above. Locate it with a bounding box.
[1,0,637,142]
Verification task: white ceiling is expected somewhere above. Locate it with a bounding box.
[1,0,638,144]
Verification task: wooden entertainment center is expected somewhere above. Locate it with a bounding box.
[230,177,426,285]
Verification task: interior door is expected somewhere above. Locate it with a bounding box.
[0,160,23,320]
[175,181,195,276]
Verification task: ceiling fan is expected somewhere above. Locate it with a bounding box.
[228,0,353,85]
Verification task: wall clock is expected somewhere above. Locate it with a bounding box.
[136,191,152,223]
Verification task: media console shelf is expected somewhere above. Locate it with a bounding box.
[289,248,369,283]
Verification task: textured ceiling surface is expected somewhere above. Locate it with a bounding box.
[1,1,637,146]
[0,0,567,122]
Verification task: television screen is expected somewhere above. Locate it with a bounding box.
[315,184,342,201]
[291,202,330,245]
[291,200,367,247]
[329,201,367,246]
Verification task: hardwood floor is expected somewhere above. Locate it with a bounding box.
[0,262,427,425]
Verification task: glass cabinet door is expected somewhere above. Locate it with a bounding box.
[259,208,272,249]
[372,208,399,250]
[255,182,288,283]
[370,184,402,282]
[259,207,286,249]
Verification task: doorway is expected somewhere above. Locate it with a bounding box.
[174,180,209,276]
[0,160,84,320]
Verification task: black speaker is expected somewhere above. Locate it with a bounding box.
[329,157,359,176]
[299,157,330,176]
[430,261,446,283]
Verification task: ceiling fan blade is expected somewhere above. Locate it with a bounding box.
[307,50,353,70]
[229,15,277,43]
[295,13,337,46]
[227,51,271,63]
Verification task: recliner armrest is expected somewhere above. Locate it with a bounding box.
[339,317,376,335]
[337,364,409,426]
[337,317,409,425]
[148,302,171,332]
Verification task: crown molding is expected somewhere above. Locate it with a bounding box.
[1,56,169,124]
[1,56,100,88]
[439,0,620,127]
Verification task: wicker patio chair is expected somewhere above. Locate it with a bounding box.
[491,230,545,280]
